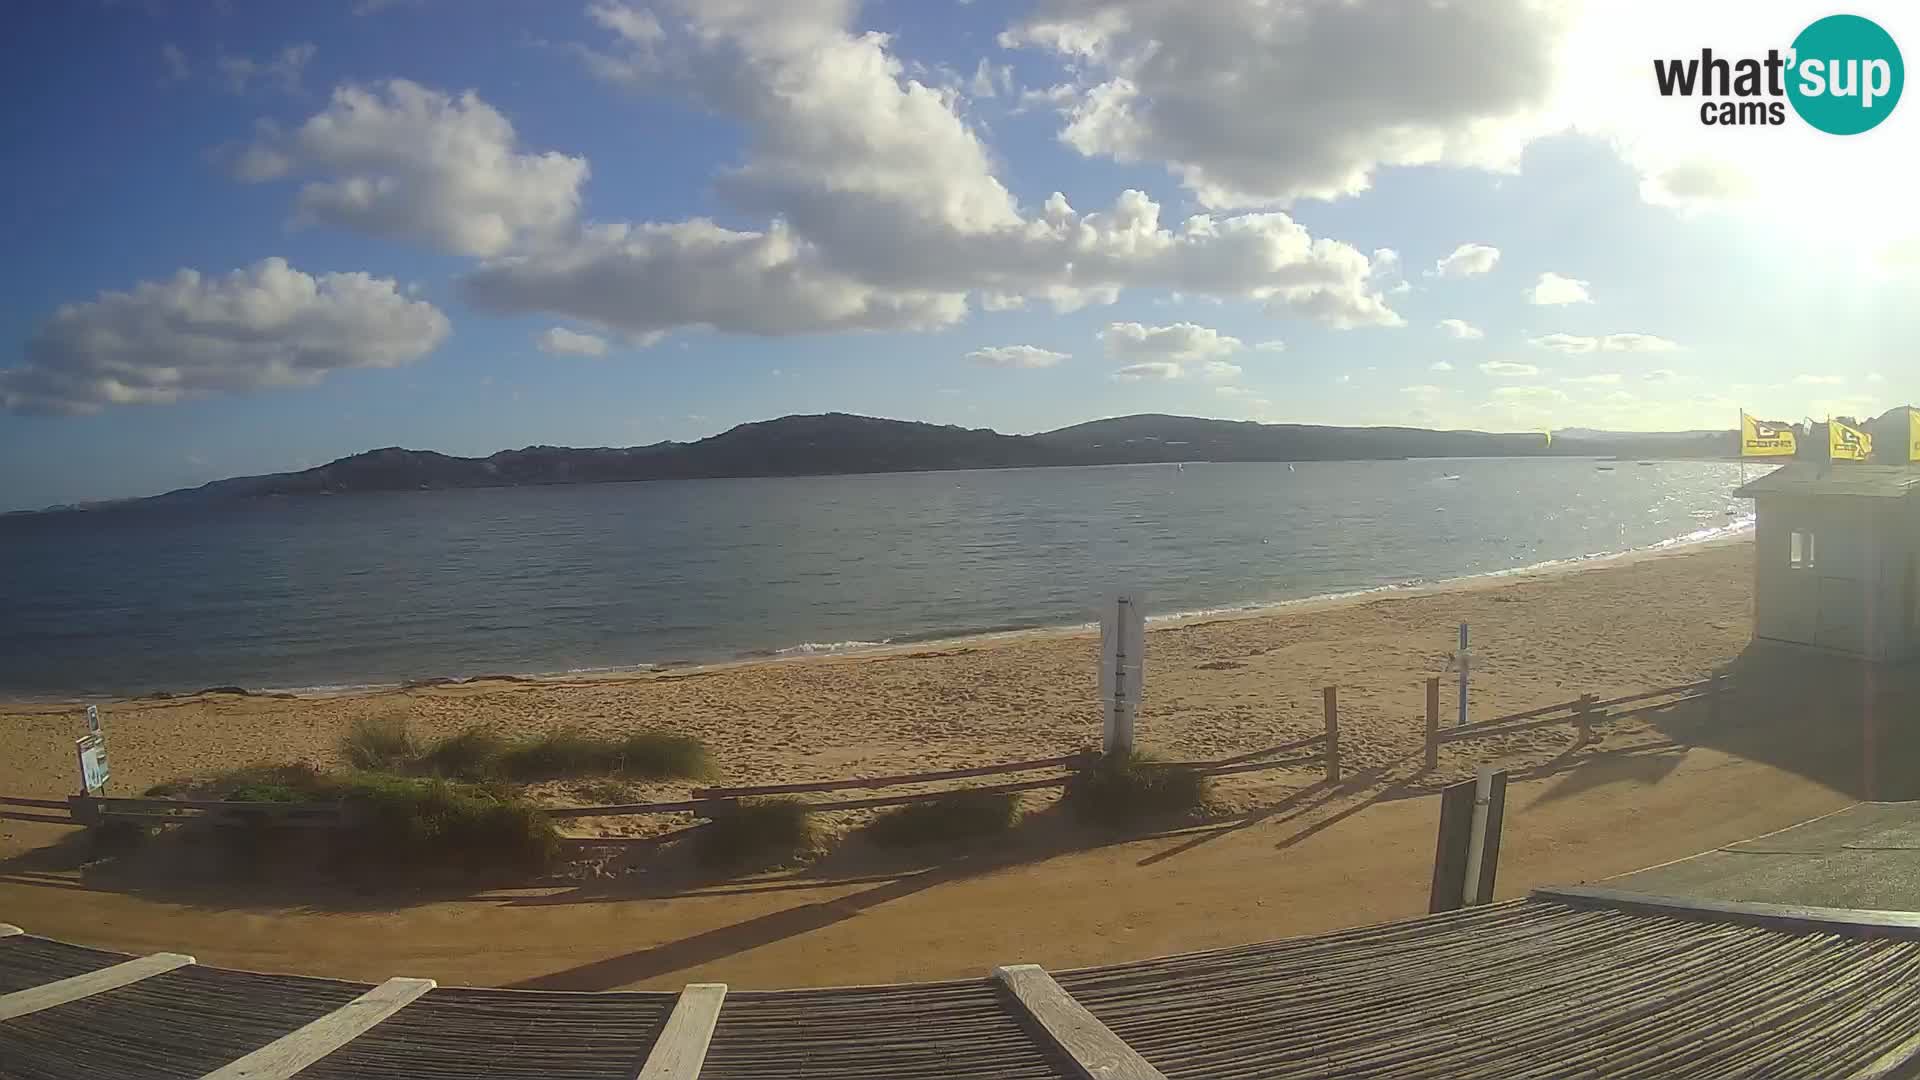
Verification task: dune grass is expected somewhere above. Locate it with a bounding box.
[337,721,709,785]
[695,797,815,867]
[341,716,423,772]
[1064,750,1210,828]
[866,790,1021,849]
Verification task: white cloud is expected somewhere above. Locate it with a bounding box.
[1198,359,1243,381]
[1433,244,1501,279]
[1002,1,1570,206]
[1530,333,1596,354]
[966,344,1069,369]
[1254,340,1286,353]
[0,258,449,415]
[1492,386,1570,402]
[217,43,317,96]
[1867,372,1886,384]
[1437,318,1484,340]
[1401,384,1446,398]
[1528,272,1591,305]
[475,2,1404,337]
[1113,361,1183,381]
[1644,369,1694,386]
[1430,360,1454,372]
[1563,373,1622,385]
[1530,331,1678,353]
[536,327,610,357]
[1100,321,1242,363]
[1480,360,1539,377]
[1598,332,1677,352]
[1794,374,1845,386]
[233,79,589,257]
[161,43,191,84]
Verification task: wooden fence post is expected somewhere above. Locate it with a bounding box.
[1574,694,1596,745]
[1424,677,1440,772]
[1323,686,1340,785]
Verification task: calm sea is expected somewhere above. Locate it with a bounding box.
[0,458,1755,698]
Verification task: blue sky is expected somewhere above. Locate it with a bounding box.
[2,0,1916,510]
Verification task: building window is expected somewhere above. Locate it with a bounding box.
[1790,530,1816,569]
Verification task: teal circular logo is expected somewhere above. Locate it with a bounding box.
[1787,14,1904,134]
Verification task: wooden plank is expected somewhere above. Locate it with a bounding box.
[1589,680,1713,711]
[804,775,1073,813]
[0,924,20,938]
[695,752,1093,799]
[0,951,195,1020]
[0,796,70,810]
[1535,885,1920,939]
[1424,677,1440,771]
[74,796,344,816]
[994,964,1167,1080]
[634,982,727,1080]
[1427,779,1475,913]
[200,976,436,1080]
[545,799,708,820]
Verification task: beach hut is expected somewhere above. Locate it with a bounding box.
[1734,463,1920,661]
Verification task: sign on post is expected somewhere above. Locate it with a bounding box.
[86,704,101,735]
[1099,591,1146,755]
[76,734,110,795]
[1429,766,1508,913]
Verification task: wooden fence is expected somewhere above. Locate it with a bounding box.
[1422,670,1730,770]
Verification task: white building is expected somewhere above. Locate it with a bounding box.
[1735,464,1920,662]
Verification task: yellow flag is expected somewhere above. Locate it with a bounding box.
[1910,408,1919,463]
[1829,417,1872,462]
[1740,411,1796,457]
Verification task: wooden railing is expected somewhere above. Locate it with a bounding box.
[1423,670,1730,769]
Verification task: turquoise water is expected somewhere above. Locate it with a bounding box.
[0,458,1752,698]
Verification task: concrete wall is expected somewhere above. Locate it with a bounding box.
[1753,494,1919,662]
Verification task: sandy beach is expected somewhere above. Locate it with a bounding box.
[2,534,1910,989]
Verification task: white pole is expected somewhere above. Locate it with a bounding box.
[1112,595,1134,754]
[1461,764,1496,905]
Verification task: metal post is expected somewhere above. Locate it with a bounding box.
[1323,686,1340,785]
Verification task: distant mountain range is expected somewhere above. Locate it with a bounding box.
[11,412,1763,514]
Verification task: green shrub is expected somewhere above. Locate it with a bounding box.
[418,726,509,780]
[866,791,1020,848]
[334,773,558,874]
[498,727,710,782]
[612,731,711,781]
[695,797,814,866]
[1065,751,1209,828]
[341,716,421,772]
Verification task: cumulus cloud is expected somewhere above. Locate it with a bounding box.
[1001,0,1570,206]
[1437,318,1484,340]
[464,2,1403,338]
[232,79,589,257]
[1114,361,1183,381]
[1430,360,1454,372]
[0,258,449,415]
[536,327,610,357]
[1532,332,1677,354]
[1528,272,1591,305]
[217,43,317,96]
[966,344,1069,368]
[1254,340,1287,352]
[1480,360,1539,377]
[1433,244,1501,279]
[1492,385,1569,402]
[1100,321,1242,364]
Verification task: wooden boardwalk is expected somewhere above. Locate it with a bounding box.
[4,885,1920,1079]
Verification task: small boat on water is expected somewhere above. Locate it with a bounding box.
[1596,464,1615,471]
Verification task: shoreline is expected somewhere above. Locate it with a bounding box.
[0,518,1756,712]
